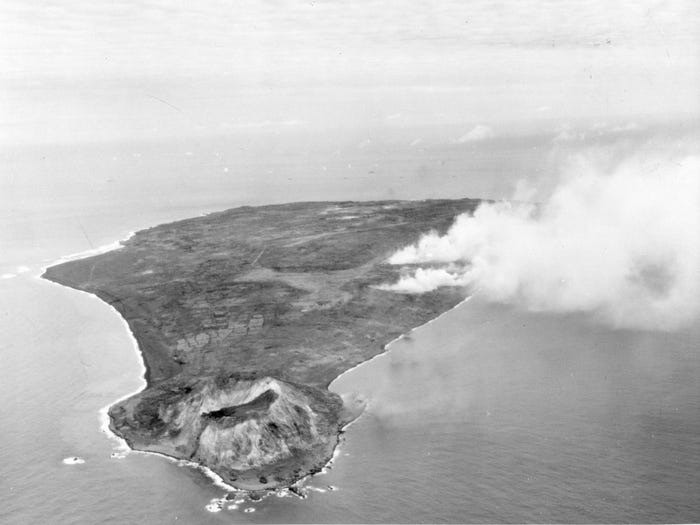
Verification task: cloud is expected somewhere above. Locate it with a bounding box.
[381,152,700,331]
[456,125,495,143]
[553,121,642,143]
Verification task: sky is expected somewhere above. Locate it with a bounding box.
[1,0,699,144]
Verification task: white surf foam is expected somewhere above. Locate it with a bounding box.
[62,457,85,465]
[205,497,225,513]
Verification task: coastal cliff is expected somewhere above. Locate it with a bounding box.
[43,199,480,489]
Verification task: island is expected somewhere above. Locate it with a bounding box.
[43,199,480,491]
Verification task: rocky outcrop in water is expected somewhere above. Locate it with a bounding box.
[108,373,344,489]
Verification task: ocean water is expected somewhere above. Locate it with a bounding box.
[1,136,699,523]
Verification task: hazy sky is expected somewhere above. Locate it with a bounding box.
[1,0,698,144]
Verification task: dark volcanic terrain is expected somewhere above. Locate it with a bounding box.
[43,199,479,490]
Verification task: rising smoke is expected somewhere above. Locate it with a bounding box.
[382,151,700,331]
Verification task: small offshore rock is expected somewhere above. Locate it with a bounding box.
[62,457,85,465]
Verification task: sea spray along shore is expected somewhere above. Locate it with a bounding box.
[42,199,480,491]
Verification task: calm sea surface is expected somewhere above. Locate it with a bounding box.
[1,137,698,523]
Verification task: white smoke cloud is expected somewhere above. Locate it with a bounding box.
[382,153,700,331]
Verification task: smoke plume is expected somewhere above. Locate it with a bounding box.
[382,153,700,330]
